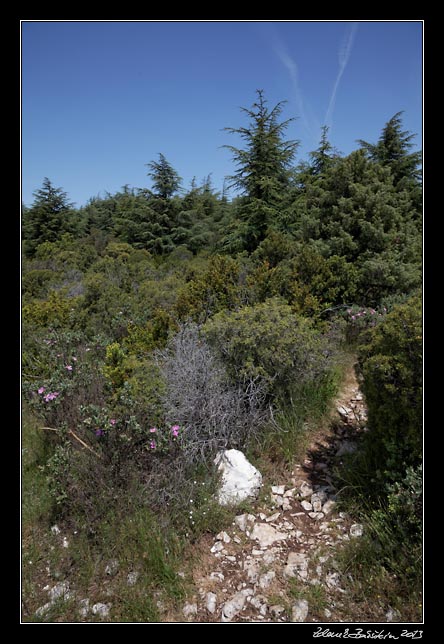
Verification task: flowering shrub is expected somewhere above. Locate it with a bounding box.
[343,304,387,342]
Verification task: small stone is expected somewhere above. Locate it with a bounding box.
[36,602,53,617]
[284,552,309,580]
[259,512,267,520]
[233,535,241,544]
[337,405,351,418]
[299,481,314,498]
[78,598,90,617]
[324,608,332,619]
[284,487,296,498]
[215,531,231,543]
[221,588,253,622]
[50,525,61,535]
[234,513,255,532]
[269,605,285,618]
[322,499,336,515]
[210,541,225,553]
[225,555,236,562]
[91,602,111,618]
[311,491,328,511]
[62,537,69,548]
[209,572,225,581]
[325,572,341,589]
[271,485,285,495]
[48,581,71,602]
[258,570,275,589]
[183,602,198,618]
[350,523,364,538]
[291,599,309,622]
[105,559,119,576]
[386,607,401,622]
[127,571,139,586]
[266,512,281,523]
[206,592,217,614]
[301,500,313,512]
[252,548,264,556]
[249,523,287,548]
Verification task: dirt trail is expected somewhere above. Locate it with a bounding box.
[172,361,383,623]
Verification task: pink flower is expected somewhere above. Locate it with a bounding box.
[171,425,180,437]
[109,419,117,426]
[149,440,156,450]
[65,365,73,371]
[38,387,46,395]
[149,427,157,433]
[351,315,356,321]
[95,429,105,437]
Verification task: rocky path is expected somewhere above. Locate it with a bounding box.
[178,365,378,623]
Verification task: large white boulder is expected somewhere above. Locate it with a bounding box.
[214,449,262,506]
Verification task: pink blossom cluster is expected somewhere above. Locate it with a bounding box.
[37,387,60,402]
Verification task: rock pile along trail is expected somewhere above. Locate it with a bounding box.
[175,362,387,624]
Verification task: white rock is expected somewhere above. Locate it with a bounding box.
[91,602,111,618]
[214,449,262,506]
[51,525,61,535]
[234,513,255,532]
[271,485,285,495]
[233,535,241,544]
[105,559,119,576]
[266,511,281,523]
[182,603,198,618]
[350,523,364,538]
[386,607,401,622]
[284,552,309,580]
[221,588,253,622]
[322,499,336,515]
[206,592,217,614]
[249,523,287,548]
[291,599,309,622]
[325,572,341,589]
[127,571,139,586]
[324,608,332,619]
[284,488,296,498]
[48,581,71,602]
[311,491,328,512]
[35,602,53,617]
[301,500,313,511]
[262,550,278,565]
[78,598,90,617]
[210,541,225,553]
[209,572,225,582]
[258,570,275,589]
[215,531,231,543]
[299,481,314,498]
[62,537,69,548]
[244,559,260,582]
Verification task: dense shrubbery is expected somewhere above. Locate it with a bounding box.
[21,94,422,621]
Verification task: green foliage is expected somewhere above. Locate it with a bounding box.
[358,292,422,485]
[203,298,332,400]
[146,153,182,199]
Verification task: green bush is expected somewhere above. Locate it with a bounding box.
[203,297,333,401]
[357,292,422,485]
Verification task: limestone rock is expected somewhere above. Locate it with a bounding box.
[291,599,309,622]
[301,500,313,512]
[215,531,231,543]
[214,449,262,506]
[322,499,336,515]
[78,598,90,618]
[221,588,253,622]
[258,570,275,590]
[299,481,314,498]
[183,603,198,619]
[249,523,287,548]
[48,581,71,602]
[206,592,217,614]
[127,571,139,586]
[105,559,119,576]
[350,523,364,538]
[91,602,111,618]
[271,485,285,495]
[284,552,309,580]
[234,513,256,532]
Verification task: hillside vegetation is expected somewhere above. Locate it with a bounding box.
[21,91,422,622]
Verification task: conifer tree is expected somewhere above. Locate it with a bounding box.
[146,153,182,199]
[223,90,299,251]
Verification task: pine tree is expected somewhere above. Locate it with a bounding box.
[309,126,339,176]
[146,153,182,199]
[223,90,299,251]
[357,112,421,188]
[22,177,76,256]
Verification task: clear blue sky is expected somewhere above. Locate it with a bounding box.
[21,20,423,208]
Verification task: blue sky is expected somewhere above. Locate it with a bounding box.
[21,20,423,208]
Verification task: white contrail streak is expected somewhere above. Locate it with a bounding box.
[325,22,359,130]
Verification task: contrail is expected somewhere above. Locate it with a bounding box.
[270,28,319,144]
[325,22,359,130]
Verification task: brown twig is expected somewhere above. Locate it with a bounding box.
[41,426,101,458]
